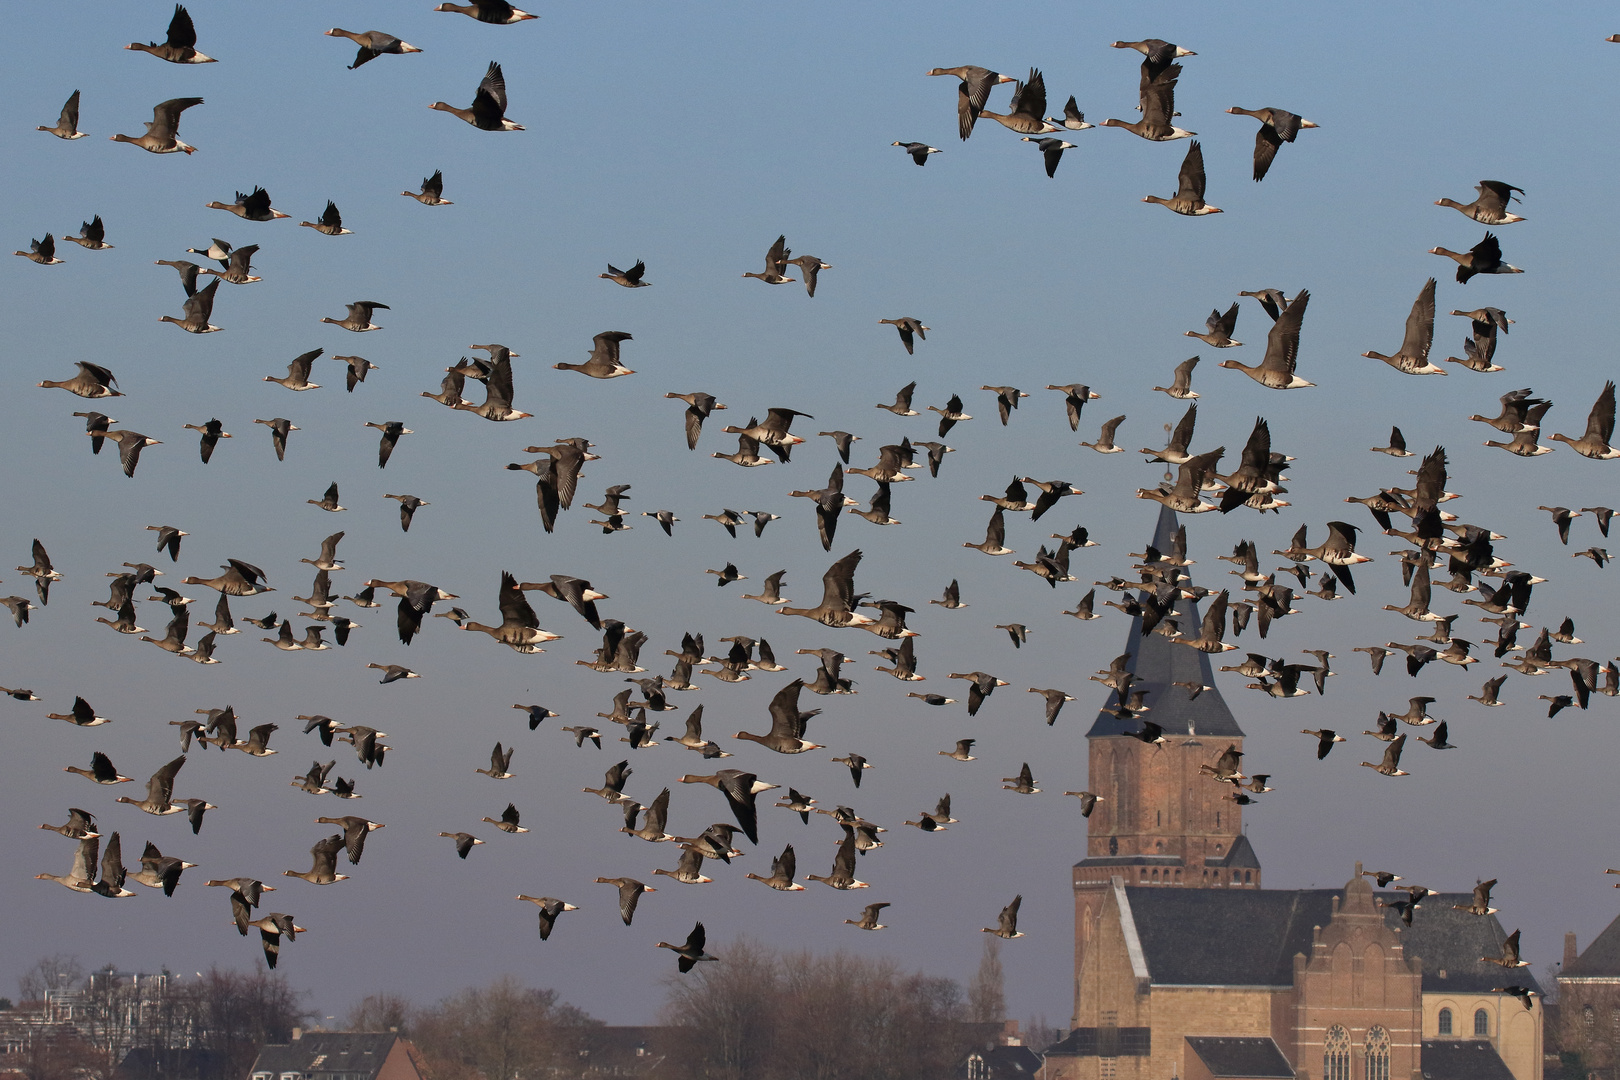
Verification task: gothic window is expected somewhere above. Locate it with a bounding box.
[1244,870,1251,883]
[1475,1009,1489,1036]
[967,1054,987,1080]
[1364,1026,1390,1080]
[1324,1025,1350,1080]
[1438,1008,1452,1035]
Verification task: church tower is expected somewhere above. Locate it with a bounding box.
[1071,506,1261,1026]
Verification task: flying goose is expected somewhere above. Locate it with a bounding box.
[805,827,868,889]
[1001,763,1039,794]
[160,277,222,334]
[40,808,99,839]
[1102,61,1193,141]
[1226,107,1318,181]
[1549,382,1618,459]
[978,69,1062,135]
[846,902,890,930]
[1359,734,1409,777]
[128,5,215,63]
[114,755,188,816]
[1186,304,1241,348]
[983,895,1026,938]
[892,141,941,165]
[1435,181,1526,225]
[244,913,305,969]
[786,254,832,297]
[184,559,272,597]
[1047,94,1093,130]
[62,216,112,250]
[678,770,776,843]
[88,833,138,898]
[403,170,452,205]
[434,2,538,23]
[264,349,322,392]
[322,301,387,332]
[205,188,289,222]
[516,896,578,940]
[1081,414,1127,453]
[463,573,559,652]
[111,96,202,154]
[35,836,98,892]
[1430,232,1523,284]
[367,663,419,684]
[658,922,719,972]
[925,65,1016,140]
[1363,279,1443,375]
[743,234,794,284]
[482,803,528,834]
[439,832,484,859]
[1143,141,1221,215]
[432,61,524,129]
[777,550,875,627]
[652,846,713,885]
[556,331,634,378]
[665,391,726,449]
[879,318,928,355]
[1445,306,1512,371]
[38,90,87,139]
[1481,929,1529,968]
[184,418,231,463]
[325,28,422,69]
[284,835,347,884]
[299,201,352,236]
[1220,290,1312,388]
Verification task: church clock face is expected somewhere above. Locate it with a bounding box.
[1109,836,1119,855]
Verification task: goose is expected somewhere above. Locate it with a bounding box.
[1360,734,1409,777]
[583,759,633,802]
[563,724,602,749]
[76,410,115,454]
[1062,589,1102,620]
[160,277,222,334]
[805,827,868,889]
[978,69,1061,135]
[871,636,922,680]
[183,418,230,463]
[477,742,516,780]
[464,573,559,652]
[432,61,525,129]
[244,913,305,969]
[845,902,890,930]
[439,832,484,859]
[929,393,973,438]
[322,301,387,332]
[1482,929,1529,968]
[590,877,655,927]
[1081,414,1127,453]
[40,808,100,840]
[1483,400,1553,456]
[1436,181,1525,225]
[831,754,871,787]
[1540,505,1582,545]
[381,493,426,533]
[1363,279,1443,375]
[620,787,675,842]
[264,349,322,392]
[1226,107,1318,181]
[1372,426,1412,457]
[482,802,528,834]
[144,525,188,564]
[1549,382,1618,459]
[658,922,719,972]
[1001,763,1040,794]
[925,65,1016,140]
[128,5,214,63]
[711,423,775,468]
[325,28,422,69]
[1469,387,1547,434]
[1102,61,1193,141]
[1143,141,1221,215]
[1430,232,1523,284]
[1024,136,1079,177]
[95,429,160,478]
[1045,383,1100,431]
[1186,304,1241,348]
[983,895,1025,938]
[652,846,714,885]
[205,188,289,222]
[435,1,538,23]
[111,96,202,153]
[185,559,272,597]
[1136,448,1224,513]
[39,89,88,139]
[1417,720,1457,750]
[299,201,352,236]
[517,896,577,940]
[403,170,452,205]
[601,259,650,288]
[367,663,419,684]
[879,318,928,354]
[556,330,634,378]
[1575,547,1611,567]
[786,255,832,297]
[65,752,132,787]
[35,836,99,892]
[1220,290,1312,388]
[665,391,726,449]
[520,575,606,630]
[878,381,920,416]
[364,421,412,469]
[85,833,138,898]
[678,770,776,843]
[777,550,875,627]
[113,756,188,817]
[734,679,824,755]
[743,234,794,284]
[140,608,194,655]
[62,216,112,251]
[15,235,63,265]
[284,833,351,885]
[892,141,941,165]
[746,845,805,891]
[1048,94,1093,130]
[742,570,790,606]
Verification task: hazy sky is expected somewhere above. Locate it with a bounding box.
[5,0,1620,1027]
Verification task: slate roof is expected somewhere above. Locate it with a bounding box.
[1087,507,1243,739]
[250,1033,399,1078]
[1184,1036,1295,1078]
[1562,908,1620,978]
[1419,1040,1517,1080]
[1208,833,1261,870]
[957,1045,1042,1079]
[1117,885,1542,995]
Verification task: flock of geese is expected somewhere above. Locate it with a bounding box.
[12,7,1617,1012]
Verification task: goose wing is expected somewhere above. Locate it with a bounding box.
[1261,288,1308,376]
[1175,140,1207,201]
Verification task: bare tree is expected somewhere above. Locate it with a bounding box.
[410,976,595,1080]
[17,955,84,1005]
[968,937,1005,1024]
[345,992,413,1034]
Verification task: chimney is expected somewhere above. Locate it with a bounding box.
[1565,932,1579,971]
[292,1028,302,1042]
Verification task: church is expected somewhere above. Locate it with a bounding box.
[1043,509,1541,1080]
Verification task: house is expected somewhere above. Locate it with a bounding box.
[246,1031,425,1080]
[1555,917,1620,1080]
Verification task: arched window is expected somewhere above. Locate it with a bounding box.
[1585,1005,1595,1026]
[1438,1008,1453,1035]
[1475,1009,1489,1036]
[1244,870,1252,883]
[1365,1026,1390,1080]
[1324,1025,1350,1080]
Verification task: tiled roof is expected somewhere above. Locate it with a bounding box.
[250,1033,398,1078]
[1087,507,1244,739]
[1563,908,1620,978]
[1419,1040,1517,1080]
[1184,1036,1295,1078]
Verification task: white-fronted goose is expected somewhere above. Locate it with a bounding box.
[39,90,87,139]
[403,170,452,205]
[846,901,890,929]
[322,301,387,332]
[778,550,875,628]
[160,278,222,333]
[326,28,422,69]
[432,62,525,130]
[464,572,559,652]
[365,421,412,468]
[1219,289,1312,388]
[299,201,352,235]
[599,259,651,289]
[1186,304,1241,348]
[1143,141,1221,215]
[128,5,215,62]
[76,411,113,455]
[40,361,121,399]
[665,391,726,448]
[652,846,713,885]
[184,559,272,597]
[100,430,161,477]
[1154,357,1201,398]
[40,807,99,839]
[199,239,259,282]
[678,770,776,844]
[1483,400,1553,456]
[1081,414,1127,453]
[206,188,289,222]
[786,255,831,297]
[983,895,1025,938]
[265,349,323,391]
[1363,279,1443,375]
[1226,107,1317,181]
[482,802,528,834]
[879,317,928,354]
[517,896,577,940]
[111,96,202,153]
[1360,734,1409,777]
[65,751,131,786]
[556,331,634,378]
[435,1,538,23]
[15,235,63,265]
[243,912,304,969]
[156,259,202,295]
[63,216,112,250]
[929,393,972,437]
[1,596,34,627]
[35,836,97,892]
[893,141,941,165]
[1431,232,1523,284]
[1001,763,1040,794]
[805,827,867,889]
[48,696,108,728]
[1102,61,1193,141]
[1436,181,1525,225]
[439,832,484,859]
[658,922,719,972]
[979,69,1061,135]
[925,65,1016,140]
[746,844,805,891]
[1549,382,1618,459]
[743,234,794,284]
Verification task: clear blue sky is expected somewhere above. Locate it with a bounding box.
[4,0,1619,1027]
